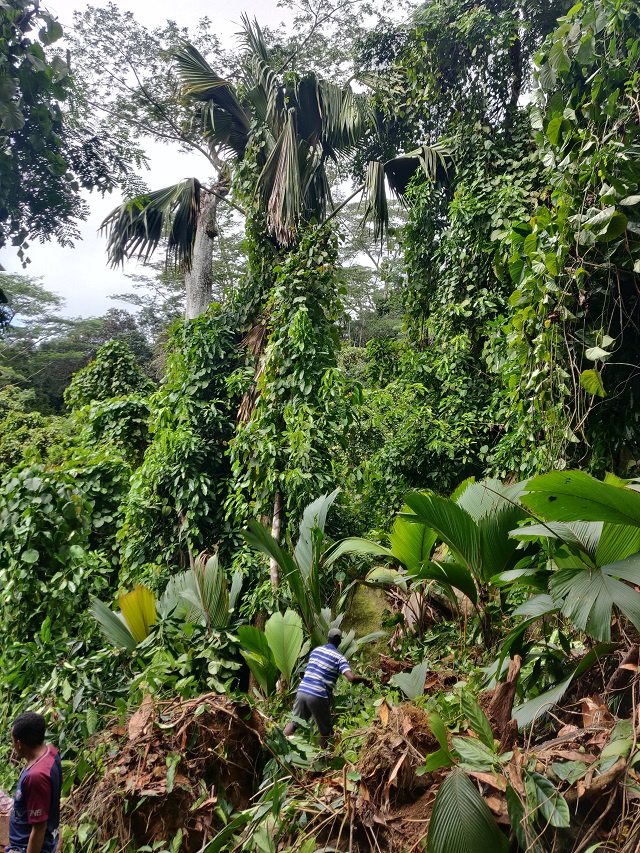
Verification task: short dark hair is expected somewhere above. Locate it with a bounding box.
[12,712,46,747]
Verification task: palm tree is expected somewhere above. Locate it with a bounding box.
[101,19,450,589]
[101,17,449,319]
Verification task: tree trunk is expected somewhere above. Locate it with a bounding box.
[184,180,229,320]
[269,490,283,591]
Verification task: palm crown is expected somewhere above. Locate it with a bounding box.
[102,17,448,272]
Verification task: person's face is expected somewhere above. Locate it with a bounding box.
[11,733,26,759]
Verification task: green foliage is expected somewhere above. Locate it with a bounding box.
[243,490,341,645]
[118,310,240,579]
[64,340,154,410]
[0,465,94,644]
[337,335,496,530]
[0,1,131,255]
[264,610,304,687]
[390,659,429,700]
[0,385,70,476]
[427,768,508,853]
[488,0,640,473]
[229,225,352,529]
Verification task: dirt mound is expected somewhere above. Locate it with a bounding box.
[356,701,438,809]
[66,693,263,852]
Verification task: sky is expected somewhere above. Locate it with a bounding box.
[1,0,294,318]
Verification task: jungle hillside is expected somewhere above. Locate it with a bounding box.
[1,0,640,850]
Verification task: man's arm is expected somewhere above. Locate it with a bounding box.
[26,820,47,853]
[343,670,373,688]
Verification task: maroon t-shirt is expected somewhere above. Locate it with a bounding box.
[9,746,61,853]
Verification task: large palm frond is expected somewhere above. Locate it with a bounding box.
[361,143,452,239]
[173,44,250,158]
[260,108,302,246]
[101,178,201,269]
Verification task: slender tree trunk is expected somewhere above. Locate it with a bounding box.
[269,490,283,591]
[184,179,230,320]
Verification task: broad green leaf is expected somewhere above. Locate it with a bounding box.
[420,748,456,773]
[118,585,157,643]
[22,549,39,564]
[390,660,429,700]
[229,570,243,613]
[527,771,570,828]
[514,643,617,728]
[324,537,393,567]
[452,737,497,772]
[596,523,640,565]
[238,626,278,695]
[195,554,229,629]
[585,345,612,362]
[550,564,640,641]
[513,594,558,618]
[601,737,632,761]
[91,598,137,651]
[478,500,528,582]
[428,712,450,752]
[158,570,200,621]
[580,369,606,397]
[454,479,509,520]
[427,768,508,853]
[388,514,437,571]
[510,521,603,555]
[294,489,339,578]
[265,610,303,684]
[522,470,640,527]
[240,649,278,696]
[244,522,317,640]
[597,211,627,241]
[409,560,478,604]
[402,491,480,574]
[238,624,273,659]
[364,567,406,590]
[460,694,495,749]
[450,477,475,503]
[551,760,588,783]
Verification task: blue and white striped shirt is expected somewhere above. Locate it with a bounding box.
[298,644,351,700]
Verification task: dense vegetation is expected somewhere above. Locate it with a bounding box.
[1,0,639,850]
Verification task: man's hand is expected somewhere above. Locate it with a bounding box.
[26,820,47,853]
[344,671,374,688]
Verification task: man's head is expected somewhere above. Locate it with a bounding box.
[327,628,342,647]
[12,712,46,758]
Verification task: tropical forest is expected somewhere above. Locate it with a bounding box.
[1,0,640,849]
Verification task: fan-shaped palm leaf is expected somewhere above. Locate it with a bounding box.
[522,470,640,527]
[118,585,157,643]
[402,491,481,577]
[265,609,304,685]
[91,597,137,651]
[101,178,201,269]
[194,553,230,630]
[295,488,339,580]
[427,768,508,853]
[260,108,302,245]
[174,44,250,157]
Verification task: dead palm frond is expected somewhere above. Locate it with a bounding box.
[101,178,202,268]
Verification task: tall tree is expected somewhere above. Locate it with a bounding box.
[0,0,136,258]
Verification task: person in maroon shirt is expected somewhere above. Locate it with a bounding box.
[7,713,61,853]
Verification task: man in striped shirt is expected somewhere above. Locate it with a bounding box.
[283,628,373,748]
